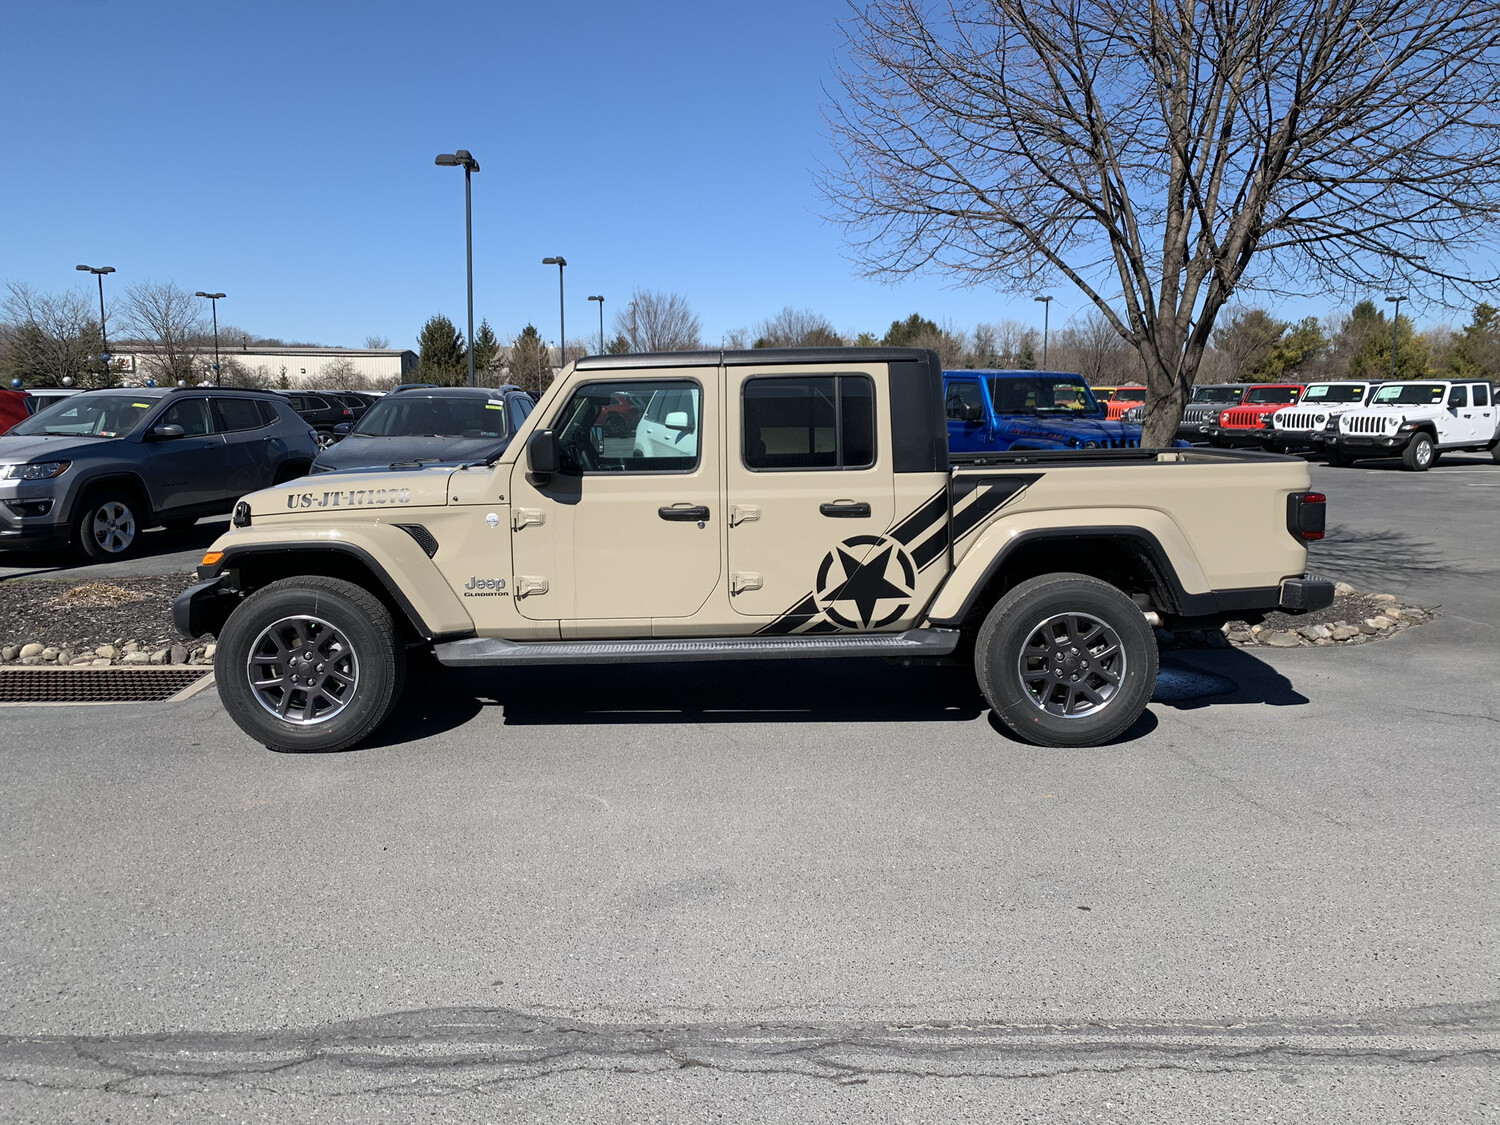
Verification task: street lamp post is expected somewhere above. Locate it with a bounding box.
[542,257,567,371]
[588,295,605,354]
[434,149,481,386]
[75,264,116,379]
[1384,293,1407,382]
[1033,295,1054,370]
[194,291,226,385]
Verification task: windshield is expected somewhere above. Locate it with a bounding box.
[10,395,155,438]
[1110,386,1146,403]
[352,394,508,439]
[1191,385,1244,403]
[1304,384,1366,403]
[1244,386,1300,404]
[1372,383,1445,406]
[989,377,1103,416]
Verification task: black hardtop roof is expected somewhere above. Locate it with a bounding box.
[574,347,937,371]
[71,386,281,399]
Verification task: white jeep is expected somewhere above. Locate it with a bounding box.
[1329,380,1499,470]
[1268,381,1379,454]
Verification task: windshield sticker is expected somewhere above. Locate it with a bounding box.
[131,402,150,408]
[285,487,412,510]
[486,403,503,410]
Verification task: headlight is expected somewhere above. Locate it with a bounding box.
[1220,412,1231,424]
[1314,414,1327,426]
[0,461,70,480]
[1083,440,1100,448]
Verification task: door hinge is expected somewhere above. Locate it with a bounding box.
[512,508,545,531]
[514,576,549,598]
[729,504,761,527]
[730,571,763,595]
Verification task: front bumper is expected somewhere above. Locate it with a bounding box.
[1279,573,1335,614]
[174,576,242,638]
[1206,426,1275,447]
[1330,431,1412,454]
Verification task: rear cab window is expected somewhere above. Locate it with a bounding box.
[742,374,875,470]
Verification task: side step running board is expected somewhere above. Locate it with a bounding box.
[433,628,961,668]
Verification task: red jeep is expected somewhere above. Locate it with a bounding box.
[594,392,645,438]
[1207,384,1305,450]
[0,390,32,434]
[1103,385,1146,420]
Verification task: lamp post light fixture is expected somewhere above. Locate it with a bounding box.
[1033,294,1054,370]
[194,291,226,385]
[1384,293,1407,382]
[434,148,481,386]
[543,257,567,370]
[75,264,116,377]
[588,295,605,355]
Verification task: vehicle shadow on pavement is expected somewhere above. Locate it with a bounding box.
[1152,648,1309,710]
[0,520,228,581]
[397,656,987,729]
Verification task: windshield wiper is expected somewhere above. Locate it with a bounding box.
[388,456,444,470]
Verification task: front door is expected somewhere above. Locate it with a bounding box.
[508,370,721,622]
[144,397,227,513]
[724,365,896,624]
[944,378,990,450]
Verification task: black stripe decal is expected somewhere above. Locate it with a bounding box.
[758,595,820,635]
[950,474,1043,543]
[889,489,948,546]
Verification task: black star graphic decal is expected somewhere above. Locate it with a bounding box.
[818,542,914,629]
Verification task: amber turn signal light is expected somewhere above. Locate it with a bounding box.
[200,551,224,567]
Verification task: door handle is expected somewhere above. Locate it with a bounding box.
[820,500,871,518]
[659,505,710,522]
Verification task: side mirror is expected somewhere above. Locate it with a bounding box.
[149,424,186,440]
[333,422,352,436]
[963,403,984,423]
[527,428,559,474]
[664,410,694,432]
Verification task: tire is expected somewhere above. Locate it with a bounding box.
[215,576,406,753]
[975,573,1158,748]
[75,489,144,562]
[1492,444,1500,465]
[314,430,338,451]
[602,414,627,438]
[1258,439,1278,454]
[1326,446,1352,467]
[1402,432,1434,471]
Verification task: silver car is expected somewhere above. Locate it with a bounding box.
[0,387,318,561]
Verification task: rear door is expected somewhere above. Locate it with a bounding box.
[508,369,722,623]
[213,396,283,498]
[724,364,896,623]
[1469,383,1497,443]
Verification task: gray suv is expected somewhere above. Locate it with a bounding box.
[0,387,318,561]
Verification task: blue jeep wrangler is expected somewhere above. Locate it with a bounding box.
[943,369,1146,453]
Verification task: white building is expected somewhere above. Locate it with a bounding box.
[115,345,417,388]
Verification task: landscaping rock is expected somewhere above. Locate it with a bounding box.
[70,654,95,665]
[1331,625,1360,641]
[1373,593,1396,603]
[121,641,141,655]
[1264,631,1302,647]
[1227,630,1256,644]
[20,655,44,665]
[203,643,217,662]
[94,644,119,660]
[0,645,17,662]
[19,643,44,659]
[1334,581,1356,596]
[1298,624,1330,641]
[121,652,151,665]
[90,658,112,667]
[149,648,169,665]
[1366,616,1394,630]
[1385,606,1403,621]
[1358,623,1380,635]
[169,644,188,665]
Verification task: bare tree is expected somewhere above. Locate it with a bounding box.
[751,307,845,348]
[0,282,108,387]
[121,281,207,385]
[825,0,1500,444]
[1050,310,1137,385]
[613,289,702,352]
[363,334,391,350]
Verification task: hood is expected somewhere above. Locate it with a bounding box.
[248,463,458,517]
[0,433,124,463]
[312,433,509,473]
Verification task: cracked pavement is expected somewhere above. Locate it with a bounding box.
[0,455,1495,1123]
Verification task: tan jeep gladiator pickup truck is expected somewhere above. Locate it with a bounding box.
[176,347,1332,752]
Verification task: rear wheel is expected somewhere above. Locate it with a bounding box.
[1326,446,1352,467]
[1402,433,1434,471]
[216,576,405,753]
[75,489,143,562]
[974,573,1158,748]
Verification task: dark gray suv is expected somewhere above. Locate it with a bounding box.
[0,387,318,561]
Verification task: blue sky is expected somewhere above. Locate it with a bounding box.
[0,1,1451,353]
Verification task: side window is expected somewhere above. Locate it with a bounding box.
[554,379,701,473]
[257,400,283,426]
[157,398,213,436]
[213,398,265,432]
[743,374,876,471]
[1448,385,1469,408]
[304,395,329,411]
[1474,384,1490,407]
[945,381,985,421]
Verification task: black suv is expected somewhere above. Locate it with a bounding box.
[0,387,319,561]
[276,392,355,449]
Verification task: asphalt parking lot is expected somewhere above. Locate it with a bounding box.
[0,454,1495,1123]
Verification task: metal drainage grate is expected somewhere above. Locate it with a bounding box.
[0,668,211,704]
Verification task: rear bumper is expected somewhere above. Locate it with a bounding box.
[1279,573,1335,614]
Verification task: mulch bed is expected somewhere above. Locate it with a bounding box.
[0,575,191,654]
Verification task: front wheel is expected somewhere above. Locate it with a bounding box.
[975,573,1158,748]
[216,576,406,752]
[1326,446,1352,467]
[1402,433,1434,471]
[75,490,143,562]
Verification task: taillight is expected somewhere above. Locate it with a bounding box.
[342,408,353,417]
[1287,491,1326,541]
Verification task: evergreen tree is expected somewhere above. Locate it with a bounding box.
[1252,317,1328,380]
[508,325,551,395]
[416,314,467,386]
[605,334,631,355]
[471,319,500,379]
[1016,337,1037,370]
[1448,303,1500,378]
[881,313,939,347]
